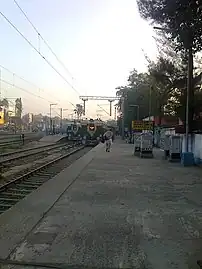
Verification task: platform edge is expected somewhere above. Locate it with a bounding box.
[0,143,104,259]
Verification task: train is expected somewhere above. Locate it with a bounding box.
[63,119,110,146]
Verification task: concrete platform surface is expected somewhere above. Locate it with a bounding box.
[39,134,67,143]
[1,141,202,269]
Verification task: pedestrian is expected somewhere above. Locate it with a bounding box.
[103,128,113,152]
[21,133,25,145]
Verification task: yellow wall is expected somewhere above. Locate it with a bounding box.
[0,111,4,125]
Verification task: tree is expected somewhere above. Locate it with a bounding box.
[137,0,202,52]
[0,98,9,108]
[116,57,187,130]
[74,104,83,120]
[116,49,202,132]
[116,69,155,130]
[116,71,150,118]
[15,98,22,118]
[148,57,179,124]
[168,69,202,125]
[137,0,202,132]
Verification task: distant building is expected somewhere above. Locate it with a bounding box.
[0,107,5,125]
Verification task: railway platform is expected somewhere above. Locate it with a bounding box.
[39,134,67,143]
[1,140,202,269]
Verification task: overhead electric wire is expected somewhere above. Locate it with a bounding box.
[97,104,110,116]
[0,64,76,108]
[1,78,54,103]
[0,64,61,103]
[13,0,75,81]
[0,68,77,109]
[13,0,87,99]
[0,11,80,96]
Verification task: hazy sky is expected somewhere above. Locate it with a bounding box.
[0,0,157,119]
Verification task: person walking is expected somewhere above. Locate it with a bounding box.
[103,128,113,152]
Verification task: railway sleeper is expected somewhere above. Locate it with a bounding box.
[36,175,52,180]
[19,182,42,187]
[35,173,52,176]
[24,179,45,184]
[14,184,38,189]
[7,188,31,193]
[0,203,12,209]
[27,173,45,177]
[25,179,47,185]
[29,176,50,180]
[0,210,7,213]
[0,197,20,203]
[0,192,26,198]
[0,147,88,214]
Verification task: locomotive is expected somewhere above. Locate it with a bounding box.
[63,119,108,146]
[79,119,107,146]
[64,121,82,142]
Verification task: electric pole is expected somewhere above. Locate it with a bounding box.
[121,96,125,139]
[60,108,62,131]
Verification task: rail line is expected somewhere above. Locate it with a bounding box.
[0,135,43,148]
[0,142,75,165]
[0,145,91,214]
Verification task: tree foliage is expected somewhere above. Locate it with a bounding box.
[116,0,202,133]
[116,71,152,129]
[74,104,83,120]
[116,54,202,131]
[0,98,9,108]
[137,0,202,52]
[15,98,22,118]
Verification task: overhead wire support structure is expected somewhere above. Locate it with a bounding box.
[79,96,119,116]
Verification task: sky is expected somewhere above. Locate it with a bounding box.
[0,0,158,119]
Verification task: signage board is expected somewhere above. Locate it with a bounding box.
[132,120,153,132]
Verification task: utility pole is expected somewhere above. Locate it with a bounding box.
[121,96,125,139]
[49,103,57,134]
[149,86,152,121]
[129,104,140,120]
[60,108,68,133]
[137,106,139,120]
[114,106,117,121]
[108,100,114,116]
[49,105,51,132]
[185,47,193,152]
[60,108,62,131]
[82,98,88,115]
[154,26,194,165]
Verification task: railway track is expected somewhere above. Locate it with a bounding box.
[0,135,44,150]
[0,145,92,214]
[0,139,27,147]
[0,142,73,165]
